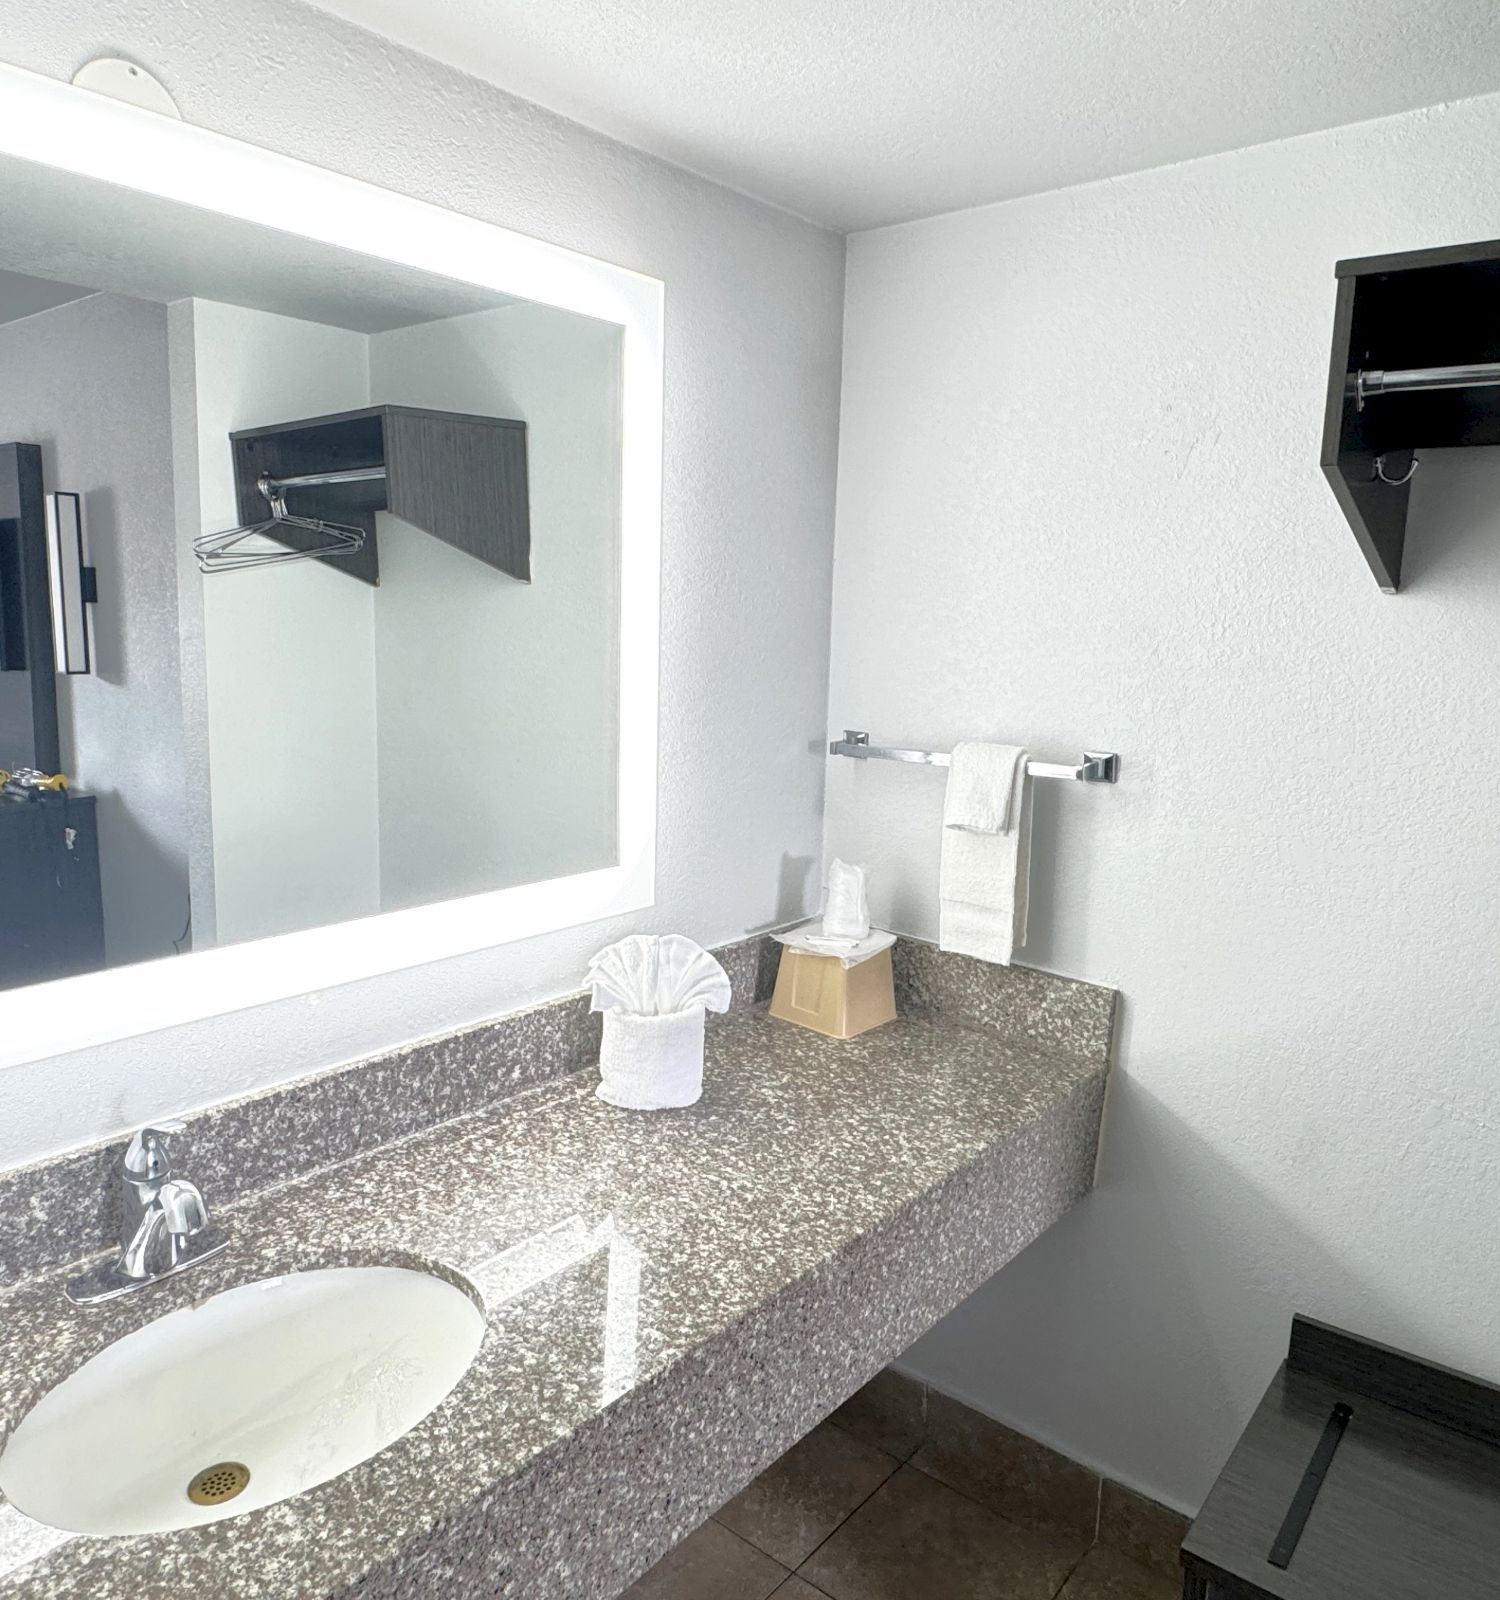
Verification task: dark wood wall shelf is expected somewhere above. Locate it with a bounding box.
[230,405,530,587]
[1322,236,1500,593]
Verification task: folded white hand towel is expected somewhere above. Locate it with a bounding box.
[943,740,1023,833]
[586,934,730,1111]
[939,742,1031,966]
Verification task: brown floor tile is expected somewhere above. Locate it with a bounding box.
[799,1464,1086,1600]
[1055,1545,1179,1600]
[828,1370,927,1460]
[771,1579,833,1599]
[621,1519,789,1600]
[910,1391,1101,1539]
[717,1420,900,1567]
[1097,1481,1189,1581]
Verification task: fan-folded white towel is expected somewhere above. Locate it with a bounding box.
[939,742,1031,966]
[586,934,731,1110]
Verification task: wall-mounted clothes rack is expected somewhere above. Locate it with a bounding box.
[262,466,387,491]
[212,405,531,585]
[829,731,1119,784]
[194,468,377,574]
[1353,361,1500,407]
[1322,235,1500,592]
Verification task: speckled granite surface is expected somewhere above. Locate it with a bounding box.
[0,991,1111,1599]
[0,936,1106,1294]
[893,938,1117,1062]
[0,934,783,1292]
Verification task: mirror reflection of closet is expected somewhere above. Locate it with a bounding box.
[0,192,625,993]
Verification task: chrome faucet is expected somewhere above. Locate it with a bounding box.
[66,1121,230,1305]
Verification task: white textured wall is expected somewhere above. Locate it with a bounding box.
[368,303,619,907]
[187,300,380,945]
[0,0,842,1167]
[0,292,190,967]
[829,96,1500,1509]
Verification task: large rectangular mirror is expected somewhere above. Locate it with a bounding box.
[0,66,661,1065]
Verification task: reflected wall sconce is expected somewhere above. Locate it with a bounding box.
[44,492,97,675]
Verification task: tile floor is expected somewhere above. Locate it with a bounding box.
[619,1376,1187,1600]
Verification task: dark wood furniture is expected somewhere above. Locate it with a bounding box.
[230,404,530,587]
[0,441,61,772]
[0,791,104,988]
[1322,236,1500,592]
[1182,1314,1500,1599]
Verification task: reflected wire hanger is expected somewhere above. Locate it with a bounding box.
[194,468,380,574]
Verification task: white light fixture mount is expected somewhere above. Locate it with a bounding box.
[70,58,182,120]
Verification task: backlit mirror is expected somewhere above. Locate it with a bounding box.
[0,68,661,1059]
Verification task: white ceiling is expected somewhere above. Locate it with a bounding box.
[309,0,1500,232]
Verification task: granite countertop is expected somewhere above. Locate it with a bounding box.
[0,1003,1109,1599]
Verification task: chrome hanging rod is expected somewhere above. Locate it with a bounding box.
[829,731,1119,784]
[258,466,387,492]
[1354,362,1500,409]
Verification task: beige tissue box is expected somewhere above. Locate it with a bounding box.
[769,945,897,1040]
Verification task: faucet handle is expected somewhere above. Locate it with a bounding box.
[123,1120,186,1181]
[159,1179,209,1239]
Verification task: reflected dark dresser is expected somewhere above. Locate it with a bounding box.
[1182,1315,1500,1599]
[0,791,104,987]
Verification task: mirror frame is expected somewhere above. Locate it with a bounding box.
[0,63,662,1069]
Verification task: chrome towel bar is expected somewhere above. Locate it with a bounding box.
[828,730,1119,784]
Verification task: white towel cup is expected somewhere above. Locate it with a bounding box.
[597,1005,706,1110]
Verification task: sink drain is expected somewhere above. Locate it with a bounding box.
[187,1462,251,1506]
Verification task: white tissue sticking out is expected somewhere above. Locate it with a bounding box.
[587,934,732,1017]
[821,858,870,941]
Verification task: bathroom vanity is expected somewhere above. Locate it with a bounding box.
[0,63,1117,1600]
[0,940,1115,1597]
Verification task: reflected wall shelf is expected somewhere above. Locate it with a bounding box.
[230,405,530,587]
[1322,236,1500,593]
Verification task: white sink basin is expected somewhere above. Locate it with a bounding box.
[0,1266,485,1536]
